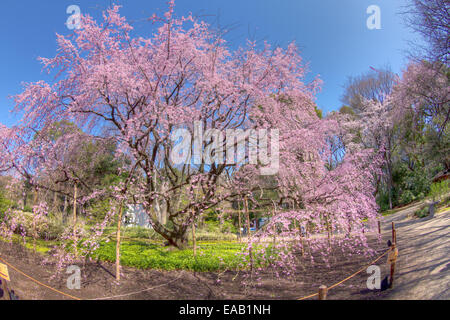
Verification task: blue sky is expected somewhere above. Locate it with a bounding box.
[0,0,420,127]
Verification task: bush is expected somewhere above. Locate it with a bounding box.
[414,206,429,218]
[37,216,65,240]
[200,220,238,238]
[87,198,112,223]
[429,180,450,201]
[0,192,12,215]
[400,190,416,205]
[376,192,391,212]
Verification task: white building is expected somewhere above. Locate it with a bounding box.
[123,204,152,228]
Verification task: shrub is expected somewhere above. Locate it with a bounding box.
[400,190,416,205]
[429,180,450,201]
[0,192,12,216]
[414,206,429,218]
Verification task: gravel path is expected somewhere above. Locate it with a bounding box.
[381,203,450,300]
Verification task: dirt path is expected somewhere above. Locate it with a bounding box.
[380,204,450,300]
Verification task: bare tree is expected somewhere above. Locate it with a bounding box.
[402,0,450,65]
[341,66,396,114]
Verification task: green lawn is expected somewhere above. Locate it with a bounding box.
[94,240,248,272]
[1,233,253,272]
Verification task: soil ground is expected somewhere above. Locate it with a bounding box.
[0,205,448,300]
[0,239,389,300]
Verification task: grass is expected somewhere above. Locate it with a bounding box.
[0,230,252,272]
[0,234,56,254]
[93,240,248,272]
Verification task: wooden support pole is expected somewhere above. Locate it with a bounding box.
[244,197,251,237]
[238,205,242,243]
[244,196,253,271]
[272,204,277,245]
[318,285,328,300]
[1,279,10,300]
[327,216,332,247]
[115,204,124,282]
[378,220,381,234]
[192,217,197,258]
[73,183,78,259]
[33,189,38,253]
[299,225,305,257]
[73,183,78,234]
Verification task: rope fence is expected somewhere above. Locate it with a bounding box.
[0,255,82,300]
[297,248,390,300]
[0,222,399,301]
[0,254,185,300]
[298,221,399,300]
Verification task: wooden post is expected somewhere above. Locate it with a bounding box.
[192,219,197,258]
[299,225,305,257]
[115,204,124,282]
[244,197,251,237]
[378,220,381,234]
[272,204,277,245]
[391,222,396,244]
[244,196,253,271]
[238,204,242,243]
[318,285,328,300]
[1,279,10,300]
[389,259,396,289]
[327,216,332,247]
[388,244,398,289]
[73,183,78,233]
[73,183,78,259]
[33,189,38,253]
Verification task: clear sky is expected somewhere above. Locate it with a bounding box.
[0,0,420,127]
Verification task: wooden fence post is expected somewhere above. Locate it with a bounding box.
[388,223,399,288]
[388,244,398,289]
[391,222,396,244]
[318,285,328,300]
[389,258,396,288]
[378,220,381,234]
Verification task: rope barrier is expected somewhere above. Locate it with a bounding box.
[90,272,184,300]
[0,255,82,300]
[1,247,391,301]
[298,248,391,300]
[0,254,185,301]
